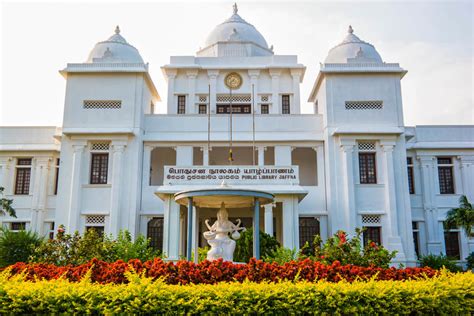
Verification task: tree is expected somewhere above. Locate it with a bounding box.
[445,195,474,237]
[0,187,16,218]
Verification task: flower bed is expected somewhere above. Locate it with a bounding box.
[0,270,472,314]
[8,258,438,284]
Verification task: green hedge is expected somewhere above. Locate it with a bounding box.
[0,270,472,314]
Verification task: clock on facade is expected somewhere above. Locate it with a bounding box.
[224,72,242,90]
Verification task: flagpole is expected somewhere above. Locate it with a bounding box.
[229,87,233,165]
[252,83,256,166]
[208,84,211,154]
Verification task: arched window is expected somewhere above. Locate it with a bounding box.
[147,217,164,251]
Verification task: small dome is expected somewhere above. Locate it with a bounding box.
[86,26,144,63]
[203,3,269,50]
[325,26,382,63]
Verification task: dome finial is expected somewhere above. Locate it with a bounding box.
[115,25,120,34]
[348,25,353,34]
[233,2,238,14]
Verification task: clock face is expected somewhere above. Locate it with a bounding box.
[224,72,242,90]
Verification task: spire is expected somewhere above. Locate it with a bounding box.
[348,25,353,34]
[115,25,120,34]
[233,2,238,15]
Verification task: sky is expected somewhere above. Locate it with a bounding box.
[1,0,473,126]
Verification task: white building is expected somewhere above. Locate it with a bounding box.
[1,5,473,265]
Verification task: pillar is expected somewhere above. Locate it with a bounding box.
[340,141,356,233]
[458,156,474,201]
[193,206,199,264]
[202,147,210,166]
[67,143,85,233]
[33,157,51,235]
[165,69,177,114]
[269,69,281,114]
[248,69,260,114]
[176,146,193,166]
[109,142,126,236]
[163,197,181,261]
[186,69,198,114]
[315,144,325,187]
[0,158,11,193]
[142,145,153,187]
[282,197,299,250]
[187,197,193,261]
[290,69,302,114]
[257,146,265,166]
[274,145,291,165]
[381,142,405,261]
[417,155,442,254]
[207,70,219,114]
[253,198,260,259]
[264,203,273,236]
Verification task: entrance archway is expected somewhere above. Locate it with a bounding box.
[174,186,274,262]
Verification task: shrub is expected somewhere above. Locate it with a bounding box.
[234,228,279,263]
[7,258,438,285]
[191,247,209,263]
[0,229,42,267]
[0,269,471,314]
[307,228,397,268]
[419,253,462,272]
[467,252,474,270]
[263,246,298,265]
[30,227,160,265]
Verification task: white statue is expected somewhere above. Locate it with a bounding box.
[203,202,245,262]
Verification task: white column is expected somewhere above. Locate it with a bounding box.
[109,142,126,236]
[417,155,442,254]
[381,142,405,261]
[274,145,291,165]
[67,143,86,233]
[0,158,11,191]
[33,157,51,235]
[340,141,356,233]
[257,146,265,166]
[458,156,474,201]
[165,69,177,114]
[282,197,299,250]
[186,69,198,114]
[269,68,281,114]
[248,69,260,114]
[176,146,193,166]
[202,147,210,166]
[315,144,325,187]
[264,203,273,236]
[207,70,219,114]
[142,145,153,187]
[290,69,302,114]
[163,197,181,261]
[179,208,186,257]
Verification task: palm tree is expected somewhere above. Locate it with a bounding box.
[0,187,16,217]
[445,195,474,237]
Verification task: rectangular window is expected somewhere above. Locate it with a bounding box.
[438,157,454,194]
[150,102,155,114]
[90,153,108,184]
[359,153,377,184]
[412,222,420,258]
[177,95,186,114]
[48,222,55,240]
[299,217,320,249]
[444,231,460,259]
[199,104,207,114]
[147,217,164,251]
[407,157,415,194]
[216,104,251,114]
[15,158,32,195]
[363,226,381,246]
[282,95,290,114]
[11,222,26,231]
[261,104,269,114]
[54,158,60,195]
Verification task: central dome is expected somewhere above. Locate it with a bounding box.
[199,3,272,56]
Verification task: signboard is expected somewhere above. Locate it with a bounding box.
[163,166,299,185]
